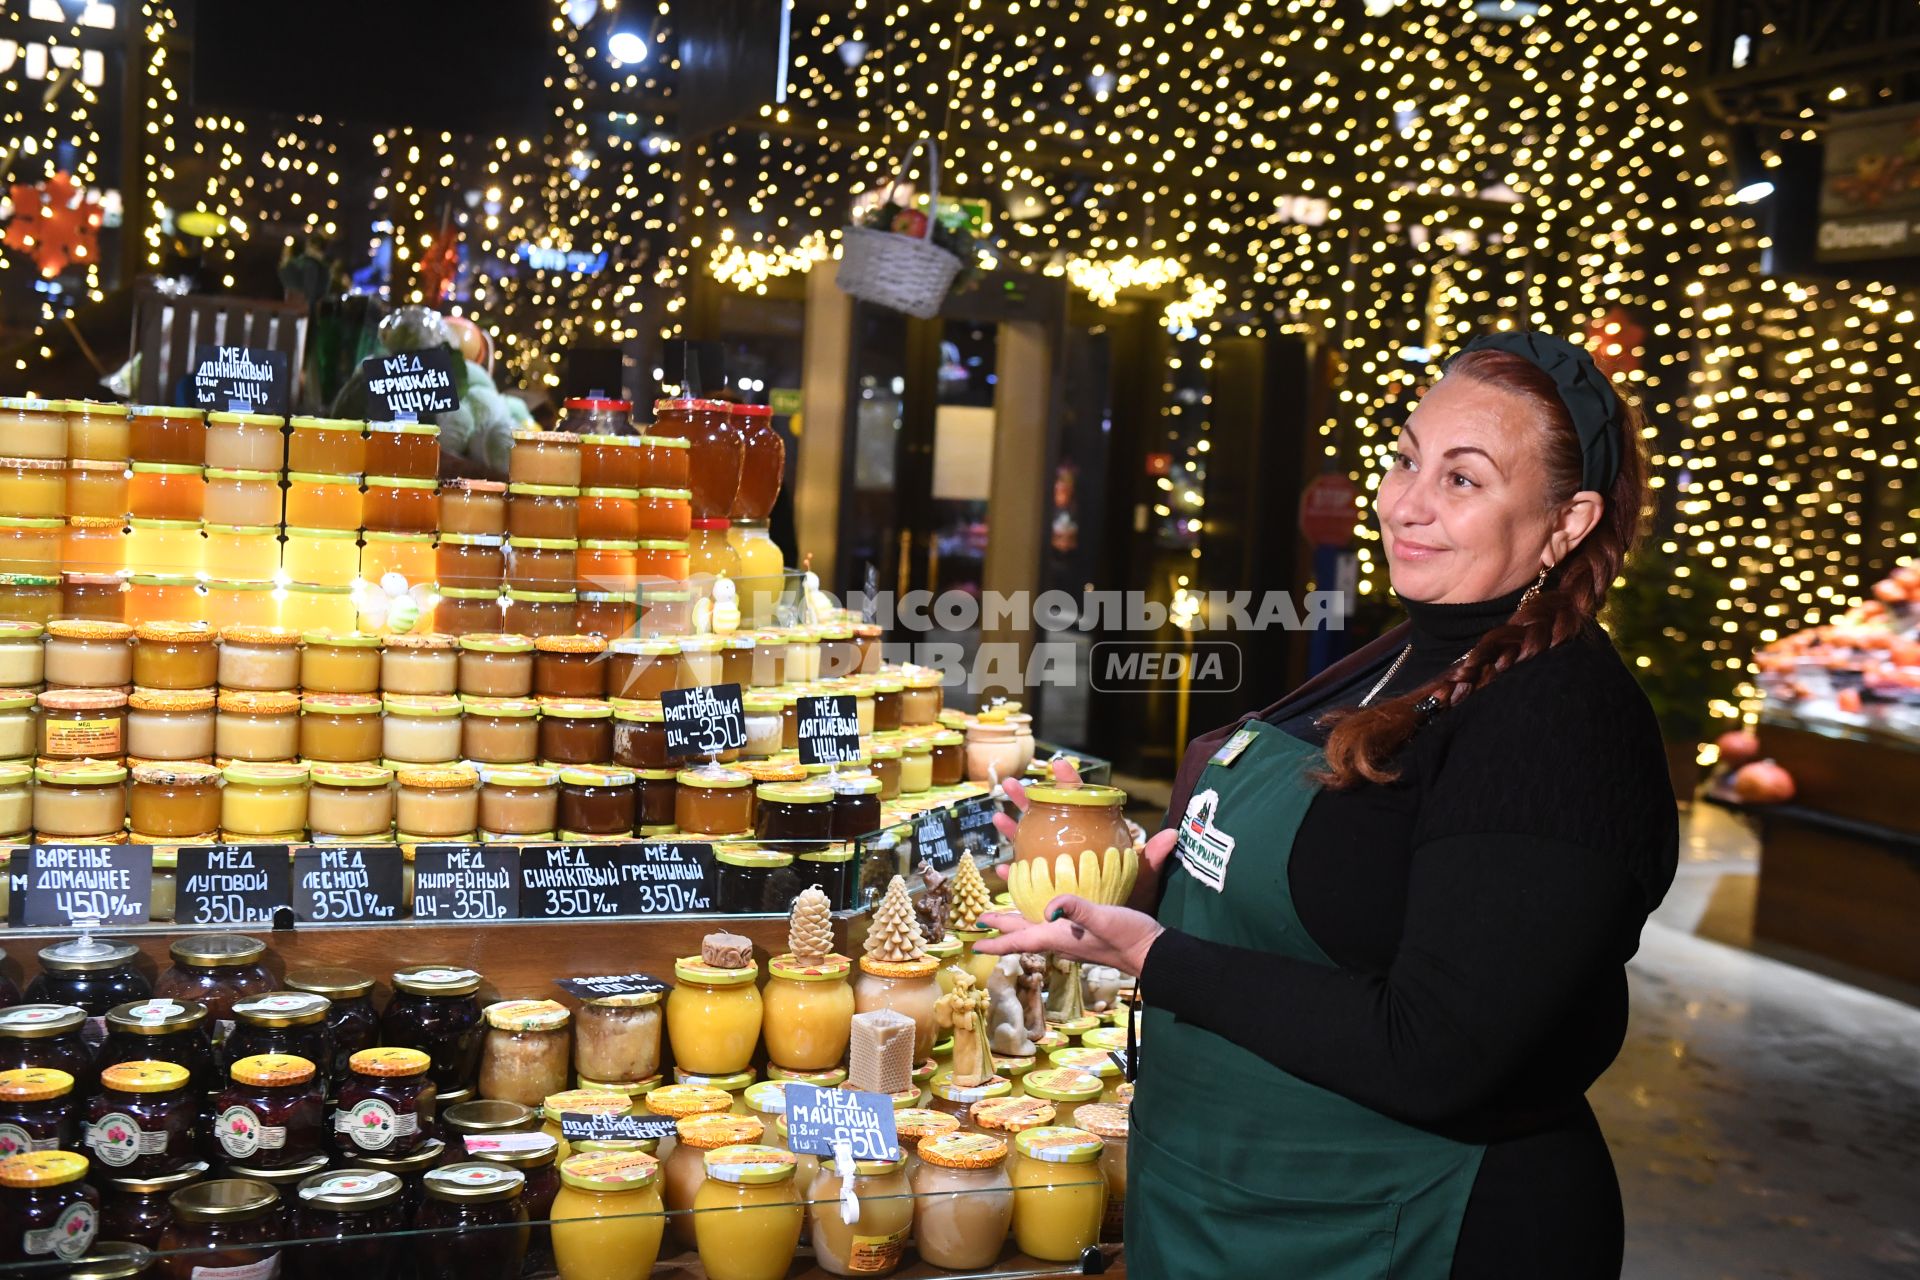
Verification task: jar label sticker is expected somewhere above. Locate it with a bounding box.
[86,1113,167,1166]
[22,1200,95,1261]
[334,1098,416,1151]
[847,1227,910,1273]
[0,1124,48,1158]
[1174,788,1235,893]
[235,994,325,1017]
[44,717,121,756]
[190,1254,282,1280]
[431,1164,515,1188]
[405,967,478,984]
[299,1171,399,1202]
[0,1006,76,1026]
[216,1106,286,1158]
[130,1000,186,1023]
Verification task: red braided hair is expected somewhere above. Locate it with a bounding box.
[1317,349,1649,790]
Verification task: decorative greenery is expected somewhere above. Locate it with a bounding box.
[1602,542,1744,744]
[859,198,987,287]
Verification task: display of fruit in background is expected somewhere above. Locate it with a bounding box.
[1008,785,1139,922]
[1716,728,1761,769]
[1732,759,1796,805]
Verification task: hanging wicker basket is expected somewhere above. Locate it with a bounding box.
[836,137,963,319]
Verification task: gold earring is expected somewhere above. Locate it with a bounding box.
[1520,565,1550,608]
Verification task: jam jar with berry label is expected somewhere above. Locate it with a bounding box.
[213,1055,325,1171]
[101,1000,218,1103]
[335,1048,433,1160]
[0,1069,76,1159]
[84,1062,195,1177]
[283,969,378,1095]
[224,994,334,1094]
[154,1178,283,1280]
[0,1149,100,1265]
[0,1007,94,1090]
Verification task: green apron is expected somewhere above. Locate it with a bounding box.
[1128,720,1485,1279]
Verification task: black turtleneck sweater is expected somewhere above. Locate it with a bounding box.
[1141,590,1678,1277]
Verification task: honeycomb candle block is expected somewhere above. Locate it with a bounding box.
[848,1008,917,1096]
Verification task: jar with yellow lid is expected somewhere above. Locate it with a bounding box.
[570,988,662,1087]
[537,699,613,768]
[300,630,381,695]
[213,1053,325,1169]
[1009,1125,1107,1261]
[219,762,309,838]
[379,632,457,695]
[64,461,129,522]
[122,521,200,581]
[911,1130,1016,1268]
[213,626,298,691]
[215,691,300,762]
[201,469,280,528]
[306,763,394,841]
[299,694,381,764]
[382,695,464,766]
[362,475,438,535]
[84,1060,195,1176]
[461,696,540,764]
[126,690,216,762]
[673,765,753,837]
[897,737,933,796]
[540,1089,635,1164]
[0,399,68,460]
[286,417,364,475]
[439,478,506,536]
[691,1145,802,1280]
[204,520,280,581]
[359,529,435,589]
[1047,1046,1124,1101]
[126,463,204,522]
[472,765,555,838]
[478,1001,572,1109]
[1068,1102,1128,1241]
[203,412,284,472]
[280,526,358,587]
[607,639,680,702]
[67,399,130,462]
[807,1151,914,1277]
[0,518,64,577]
[551,1150,665,1280]
[503,587,576,638]
[854,954,941,1061]
[761,954,853,1074]
[131,623,216,691]
[278,584,355,635]
[394,765,480,838]
[458,633,534,698]
[32,761,127,840]
[0,574,61,627]
[126,405,203,467]
[928,1074,1012,1127]
[666,958,761,1077]
[0,1066,76,1157]
[0,458,68,520]
[42,619,132,688]
[336,1046,433,1158]
[1019,1068,1103,1129]
[128,764,221,840]
[507,484,580,542]
[0,619,44,688]
[0,1149,100,1263]
[662,1111,763,1249]
[0,761,32,840]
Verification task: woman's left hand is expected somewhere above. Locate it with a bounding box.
[973,897,1164,978]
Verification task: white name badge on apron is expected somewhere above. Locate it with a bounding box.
[1175,787,1235,892]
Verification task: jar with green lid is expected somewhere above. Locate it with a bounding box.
[549,1148,664,1279]
[460,696,540,764]
[32,760,127,841]
[898,737,934,795]
[0,761,30,841]
[366,421,441,481]
[869,738,903,800]
[458,633,534,699]
[638,585,690,637]
[693,1145,802,1280]
[928,729,966,787]
[504,588,577,639]
[504,537,577,592]
[702,845,787,917]
[0,620,44,688]
[794,842,856,911]
[761,954,853,1075]
[1019,1068,1103,1128]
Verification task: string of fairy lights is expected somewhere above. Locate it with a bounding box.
[4,0,1919,724]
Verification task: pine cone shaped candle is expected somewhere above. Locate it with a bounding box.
[788,886,834,965]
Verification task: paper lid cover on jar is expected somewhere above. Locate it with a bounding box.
[558,1149,658,1192]
[1022,1068,1104,1103]
[1049,1046,1120,1077]
[307,762,393,789]
[384,632,458,650]
[930,1075,1010,1105]
[300,694,382,718]
[920,1130,1012,1171]
[37,688,129,714]
[741,1080,790,1115]
[1079,1026,1128,1053]
[0,761,28,785]
[0,1067,74,1100]
[230,1053,317,1087]
[424,1162,525,1203]
[702,1144,796,1185]
[478,765,558,788]
[349,1046,432,1077]
[972,1096,1056,1134]
[0,1150,89,1187]
[767,1064,847,1087]
[101,1060,190,1093]
[539,698,611,720]
[0,1004,85,1039]
[460,632,534,654]
[217,690,300,715]
[483,999,570,1032]
[558,765,635,787]
[673,955,758,986]
[297,1168,403,1209]
[1072,1103,1129,1141]
[128,689,217,713]
[674,766,750,789]
[715,846,794,870]
[284,967,374,998]
[34,760,128,786]
[893,1108,963,1143]
[543,1088,634,1118]
[104,997,203,1036]
[233,993,330,1027]
[534,633,607,654]
[462,696,542,718]
[391,966,482,995]
[675,1112,762,1150]
[637,1083,728,1118]
[1013,1125,1104,1164]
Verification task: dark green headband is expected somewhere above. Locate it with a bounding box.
[1451,331,1622,492]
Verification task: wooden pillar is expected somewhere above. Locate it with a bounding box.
[794,264,853,583]
[978,318,1052,704]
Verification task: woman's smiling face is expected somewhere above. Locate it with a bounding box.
[1376,373,1600,604]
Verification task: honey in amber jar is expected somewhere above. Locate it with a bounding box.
[129,762,223,838]
[287,418,366,475]
[364,476,439,534]
[127,519,203,575]
[60,573,125,623]
[579,489,639,542]
[505,540,577,592]
[1,396,67,459]
[577,432,640,488]
[440,480,507,536]
[128,464,205,521]
[300,694,384,763]
[65,462,129,521]
[729,404,785,522]
[63,518,124,575]
[360,532,434,588]
[437,536,505,591]
[556,765,637,837]
[536,700,613,767]
[204,525,281,582]
[133,622,219,690]
[635,540,690,584]
[67,400,131,463]
[507,487,580,541]
[633,435,690,490]
[673,766,754,836]
[281,528,358,587]
[510,431,582,488]
[635,489,692,542]
[301,631,383,694]
[574,591,635,640]
[129,405,205,465]
[0,518,62,576]
[366,422,440,480]
[576,542,637,595]
[284,474,364,531]
[533,634,608,699]
[280,584,355,634]
[505,589,577,638]
[205,413,286,472]
[204,580,278,629]
[126,574,205,626]
[202,470,281,528]
[38,687,127,760]
[436,588,505,637]
[0,457,68,518]
[652,399,743,520]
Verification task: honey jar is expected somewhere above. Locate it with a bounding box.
[299,694,384,763]
[301,631,383,694]
[204,412,286,472]
[67,399,131,463]
[38,688,128,761]
[221,761,310,838]
[33,759,129,839]
[126,689,217,761]
[129,762,223,839]
[133,623,217,690]
[43,619,134,688]
[216,691,301,762]
[284,474,364,531]
[287,417,366,475]
[365,422,440,480]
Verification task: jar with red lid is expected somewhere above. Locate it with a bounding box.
[365,423,440,480]
[439,479,507,536]
[533,634,608,699]
[504,589,577,638]
[150,936,274,1052]
[729,404,785,521]
[537,700,613,767]
[85,1060,195,1176]
[0,1149,100,1266]
[335,1047,434,1158]
[574,591,635,639]
[555,766,637,838]
[436,535,504,591]
[99,1162,206,1250]
[154,1177,282,1280]
[506,485,579,541]
[380,969,485,1095]
[224,994,333,1088]
[291,1166,407,1280]
[578,432,641,489]
[212,1055,325,1169]
[650,400,742,519]
[561,398,633,440]
[509,431,581,488]
[416,1163,528,1280]
[0,1007,94,1086]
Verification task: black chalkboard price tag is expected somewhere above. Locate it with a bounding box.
[519,845,628,919]
[362,347,457,418]
[796,695,861,767]
[174,844,291,926]
[412,845,519,921]
[558,1113,679,1144]
[188,344,290,415]
[622,841,714,916]
[8,846,153,927]
[553,972,671,1001]
[662,683,747,759]
[914,808,960,873]
[291,848,404,923]
[954,796,1003,856]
